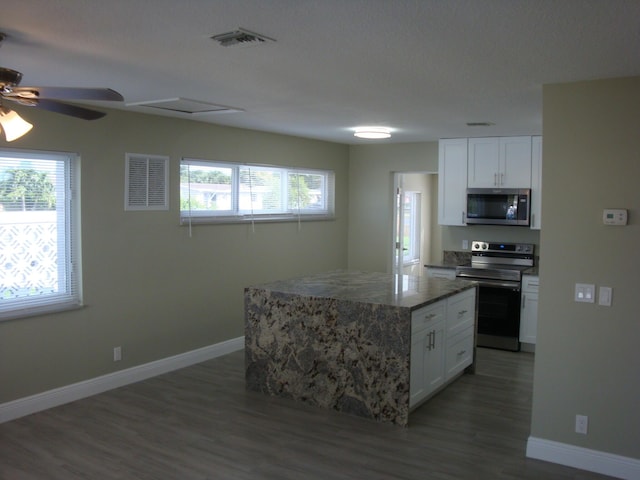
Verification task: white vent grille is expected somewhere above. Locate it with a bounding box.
[211,28,275,47]
[125,153,169,211]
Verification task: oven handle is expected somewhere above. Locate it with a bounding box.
[456,275,520,290]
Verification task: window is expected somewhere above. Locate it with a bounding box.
[0,150,81,320]
[402,191,421,265]
[180,159,335,224]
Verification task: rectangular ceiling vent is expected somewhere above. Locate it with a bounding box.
[127,98,243,115]
[211,28,275,47]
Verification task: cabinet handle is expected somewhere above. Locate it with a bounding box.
[458,309,467,316]
[522,294,526,309]
[462,211,465,224]
[500,173,504,185]
[494,173,498,186]
[431,330,436,350]
[458,349,466,356]
[531,213,536,228]
[426,331,434,351]
[424,313,437,320]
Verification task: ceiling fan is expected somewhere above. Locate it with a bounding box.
[0,32,123,122]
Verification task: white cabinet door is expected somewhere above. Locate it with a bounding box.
[500,136,532,187]
[467,137,501,188]
[468,136,532,188]
[423,320,446,395]
[520,275,539,344]
[410,301,446,407]
[438,138,468,226]
[530,136,542,230]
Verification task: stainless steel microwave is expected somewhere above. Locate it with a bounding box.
[466,188,531,226]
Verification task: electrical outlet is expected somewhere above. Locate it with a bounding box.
[113,346,122,362]
[575,414,588,434]
[462,239,469,250]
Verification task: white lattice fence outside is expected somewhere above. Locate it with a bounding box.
[0,211,60,300]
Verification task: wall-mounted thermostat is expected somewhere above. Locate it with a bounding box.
[602,208,628,225]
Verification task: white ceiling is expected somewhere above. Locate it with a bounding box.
[1,0,639,144]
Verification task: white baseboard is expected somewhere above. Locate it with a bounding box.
[527,436,640,480]
[0,336,244,424]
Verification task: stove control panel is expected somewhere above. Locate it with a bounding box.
[471,241,534,255]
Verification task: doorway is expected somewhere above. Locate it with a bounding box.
[391,172,439,276]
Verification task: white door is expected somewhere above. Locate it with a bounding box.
[392,173,426,276]
[392,174,405,275]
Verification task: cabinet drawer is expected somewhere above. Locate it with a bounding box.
[412,302,446,335]
[445,326,474,380]
[446,289,476,338]
[522,275,539,293]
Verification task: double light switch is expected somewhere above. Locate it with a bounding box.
[575,283,612,306]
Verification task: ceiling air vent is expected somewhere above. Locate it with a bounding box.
[211,28,275,47]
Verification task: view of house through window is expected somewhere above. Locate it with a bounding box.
[180,159,335,223]
[0,150,81,320]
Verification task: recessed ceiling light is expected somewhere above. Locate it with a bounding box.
[353,126,392,139]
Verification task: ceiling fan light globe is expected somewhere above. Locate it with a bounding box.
[0,108,33,141]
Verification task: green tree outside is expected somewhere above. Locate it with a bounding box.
[0,169,56,211]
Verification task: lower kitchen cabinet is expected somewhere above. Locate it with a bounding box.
[410,288,477,408]
[519,275,539,345]
[410,303,446,407]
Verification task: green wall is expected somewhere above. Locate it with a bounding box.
[0,107,349,403]
[531,77,640,458]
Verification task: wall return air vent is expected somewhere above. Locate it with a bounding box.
[210,28,275,47]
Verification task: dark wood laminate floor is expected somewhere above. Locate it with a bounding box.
[0,348,614,480]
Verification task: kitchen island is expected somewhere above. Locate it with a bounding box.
[245,270,477,426]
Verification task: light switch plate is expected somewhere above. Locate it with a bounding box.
[575,283,595,303]
[598,286,612,306]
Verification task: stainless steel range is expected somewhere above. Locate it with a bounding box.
[456,241,534,351]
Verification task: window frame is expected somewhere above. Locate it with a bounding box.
[0,149,82,321]
[180,158,335,225]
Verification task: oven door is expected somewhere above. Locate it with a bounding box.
[473,279,522,351]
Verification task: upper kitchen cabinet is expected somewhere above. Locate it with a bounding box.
[438,138,468,226]
[530,136,542,230]
[467,136,532,188]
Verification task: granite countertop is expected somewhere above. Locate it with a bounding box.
[247,270,477,310]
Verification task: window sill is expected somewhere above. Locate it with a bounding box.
[180,214,336,226]
[0,302,84,323]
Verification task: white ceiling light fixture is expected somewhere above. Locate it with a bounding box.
[0,107,33,142]
[353,126,392,139]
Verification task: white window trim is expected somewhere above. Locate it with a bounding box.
[403,191,421,267]
[0,149,82,321]
[180,158,335,225]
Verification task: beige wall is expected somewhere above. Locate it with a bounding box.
[0,107,349,403]
[531,77,640,458]
[347,142,439,272]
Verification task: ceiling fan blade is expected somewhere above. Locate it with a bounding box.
[11,86,123,101]
[29,98,107,120]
